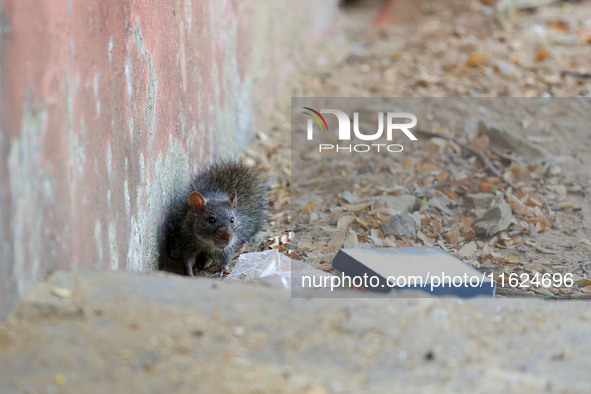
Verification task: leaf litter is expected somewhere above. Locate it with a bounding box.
[240,0,591,299]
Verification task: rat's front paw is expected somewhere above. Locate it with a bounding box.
[218,264,230,277]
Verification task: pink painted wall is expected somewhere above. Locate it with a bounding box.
[0,0,337,318]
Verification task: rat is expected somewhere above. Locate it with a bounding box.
[159,160,269,277]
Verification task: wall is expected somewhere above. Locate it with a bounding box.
[0,0,337,318]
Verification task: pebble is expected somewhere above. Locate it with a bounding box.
[380,214,417,238]
[497,60,519,76]
[50,287,72,298]
[232,326,246,337]
[473,203,512,235]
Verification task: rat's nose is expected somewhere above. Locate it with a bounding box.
[218,230,232,241]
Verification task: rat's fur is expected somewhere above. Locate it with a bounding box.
[159,161,268,276]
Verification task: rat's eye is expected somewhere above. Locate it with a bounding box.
[230,217,235,223]
[208,217,216,224]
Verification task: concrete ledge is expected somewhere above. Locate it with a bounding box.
[0,270,590,392]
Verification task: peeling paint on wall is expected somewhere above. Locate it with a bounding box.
[108,222,118,270]
[133,24,158,139]
[7,102,48,296]
[0,0,338,319]
[94,219,103,268]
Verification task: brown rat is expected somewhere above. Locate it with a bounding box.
[159,161,269,276]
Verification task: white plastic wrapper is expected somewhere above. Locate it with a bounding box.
[225,249,331,289]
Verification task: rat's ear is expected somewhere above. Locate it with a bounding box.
[229,192,237,208]
[188,192,205,214]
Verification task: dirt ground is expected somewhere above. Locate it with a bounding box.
[3,271,591,393]
[244,0,591,299]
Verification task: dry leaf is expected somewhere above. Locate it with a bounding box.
[531,287,555,297]
[368,229,383,246]
[478,180,492,192]
[368,207,397,217]
[460,217,474,234]
[527,215,550,233]
[342,202,372,212]
[336,215,356,230]
[430,219,443,234]
[437,170,450,182]
[444,229,460,245]
[280,233,291,244]
[502,263,517,271]
[444,190,460,200]
[458,241,477,258]
[437,239,450,251]
[470,135,490,153]
[297,237,314,251]
[370,228,384,240]
[552,184,567,196]
[532,258,552,265]
[527,195,544,207]
[356,217,370,230]
[535,48,549,61]
[343,232,359,249]
[301,204,315,214]
[506,192,531,216]
[323,232,345,254]
[466,52,486,66]
[417,231,435,245]
[550,19,569,34]
[558,201,579,210]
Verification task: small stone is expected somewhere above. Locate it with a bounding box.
[343,232,359,249]
[232,326,246,337]
[497,60,518,77]
[342,191,356,204]
[465,193,495,209]
[50,287,72,299]
[380,214,416,238]
[473,203,512,235]
[530,24,546,38]
[542,75,561,85]
[381,195,418,213]
[549,165,563,175]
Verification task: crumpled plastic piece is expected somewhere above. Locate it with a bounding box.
[224,249,331,289]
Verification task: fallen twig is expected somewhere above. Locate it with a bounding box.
[414,165,487,195]
[568,261,591,275]
[415,129,518,189]
[562,70,591,79]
